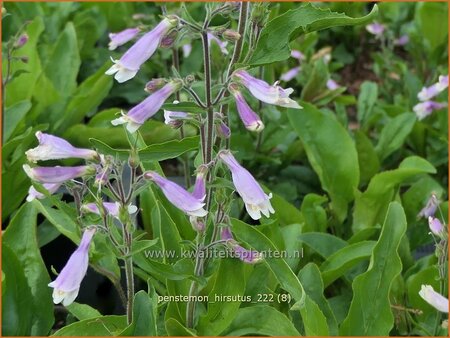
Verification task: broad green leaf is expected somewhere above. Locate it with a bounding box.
[415,2,448,52]
[300,193,328,232]
[270,192,303,226]
[352,156,436,232]
[55,62,113,132]
[3,203,54,335]
[354,130,380,185]
[375,113,416,161]
[89,136,199,163]
[298,296,329,336]
[249,4,378,66]
[66,303,102,321]
[300,58,328,102]
[2,245,34,336]
[231,219,305,303]
[162,101,205,113]
[52,315,127,336]
[198,259,246,336]
[298,232,347,259]
[3,100,31,142]
[288,103,359,222]
[340,202,407,335]
[222,305,300,336]
[357,81,378,125]
[165,318,196,336]
[119,291,157,336]
[320,241,376,287]
[298,263,338,335]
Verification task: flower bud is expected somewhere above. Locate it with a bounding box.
[185,74,195,85]
[160,30,178,48]
[189,216,205,232]
[144,78,167,93]
[428,216,445,237]
[128,149,140,168]
[251,3,269,27]
[222,29,241,42]
[14,34,29,49]
[19,56,29,63]
[216,122,231,139]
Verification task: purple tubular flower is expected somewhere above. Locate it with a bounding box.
[221,227,263,264]
[82,202,137,219]
[26,183,62,202]
[290,50,305,61]
[216,122,231,139]
[326,79,340,90]
[419,285,449,313]
[105,17,178,83]
[394,34,409,46]
[280,66,301,82]
[108,28,140,51]
[48,228,96,306]
[182,43,192,58]
[413,101,447,120]
[218,150,274,220]
[26,132,98,163]
[112,81,182,133]
[23,164,95,184]
[366,22,385,37]
[192,165,208,201]
[418,75,449,101]
[233,70,301,109]
[207,32,228,55]
[144,171,207,217]
[428,216,445,236]
[163,109,188,128]
[229,84,264,132]
[418,194,439,218]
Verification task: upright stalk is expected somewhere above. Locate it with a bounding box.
[124,227,134,325]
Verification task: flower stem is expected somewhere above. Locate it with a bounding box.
[124,228,134,325]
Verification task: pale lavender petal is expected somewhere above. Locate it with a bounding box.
[220,227,263,264]
[145,171,207,217]
[216,122,231,139]
[290,50,305,61]
[182,43,192,58]
[418,75,449,101]
[419,285,449,313]
[108,28,140,50]
[280,66,301,82]
[112,81,182,133]
[326,79,340,90]
[233,70,301,109]
[229,85,264,132]
[366,23,385,36]
[164,109,188,128]
[106,17,177,83]
[413,101,447,120]
[48,228,96,306]
[418,194,439,218]
[23,164,94,184]
[83,202,137,218]
[15,33,28,48]
[219,151,274,220]
[207,32,228,55]
[428,216,445,236]
[192,166,207,201]
[26,132,98,163]
[394,34,409,46]
[26,183,62,202]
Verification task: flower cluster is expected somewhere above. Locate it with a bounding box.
[414,75,448,120]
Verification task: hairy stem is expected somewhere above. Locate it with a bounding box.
[123,228,134,325]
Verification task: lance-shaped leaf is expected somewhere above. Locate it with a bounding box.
[340,202,407,335]
[249,4,378,66]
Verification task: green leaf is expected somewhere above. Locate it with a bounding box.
[165,318,196,336]
[66,302,102,321]
[288,102,359,222]
[300,193,328,232]
[55,61,113,132]
[3,100,32,142]
[249,4,378,66]
[340,202,407,335]
[231,219,305,303]
[375,113,416,161]
[198,259,246,336]
[415,2,448,52]
[119,291,157,336]
[270,192,303,226]
[357,81,378,125]
[300,59,329,102]
[222,305,300,336]
[298,296,329,335]
[354,130,380,185]
[162,102,205,113]
[320,241,376,287]
[89,136,199,163]
[298,263,338,335]
[352,156,436,233]
[298,232,347,259]
[52,315,127,336]
[3,203,54,335]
